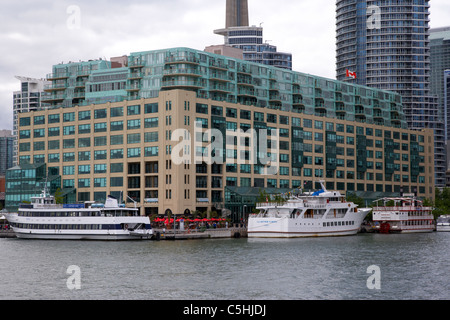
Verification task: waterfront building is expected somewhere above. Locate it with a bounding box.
[446,70,450,166]
[13,77,50,166]
[5,163,75,211]
[214,0,292,70]
[15,47,435,217]
[0,130,14,176]
[336,0,445,187]
[430,28,450,167]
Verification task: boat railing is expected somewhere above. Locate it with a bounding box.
[31,204,64,209]
[256,202,287,208]
[304,202,327,208]
[375,206,433,212]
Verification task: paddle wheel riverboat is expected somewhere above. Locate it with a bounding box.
[372,197,434,234]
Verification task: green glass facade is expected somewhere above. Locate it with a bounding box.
[42,48,407,130]
[127,48,407,129]
[5,163,75,211]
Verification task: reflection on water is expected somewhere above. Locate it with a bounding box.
[0,232,449,300]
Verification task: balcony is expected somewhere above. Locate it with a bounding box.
[126,83,142,91]
[47,72,69,80]
[163,68,202,77]
[161,79,203,90]
[128,72,144,80]
[41,93,66,102]
[165,55,199,65]
[44,83,67,92]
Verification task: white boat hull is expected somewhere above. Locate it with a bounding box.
[436,225,450,232]
[6,213,153,241]
[248,209,369,238]
[13,231,147,241]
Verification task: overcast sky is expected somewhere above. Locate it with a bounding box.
[1,0,449,131]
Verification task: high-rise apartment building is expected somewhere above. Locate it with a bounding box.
[214,0,292,70]
[430,27,450,168]
[0,130,14,176]
[14,47,435,217]
[13,76,49,166]
[336,0,445,187]
[445,70,450,165]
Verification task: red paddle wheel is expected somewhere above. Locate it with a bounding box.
[380,222,391,234]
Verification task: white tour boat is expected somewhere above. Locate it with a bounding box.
[372,197,434,234]
[436,215,450,232]
[5,188,154,240]
[248,182,372,238]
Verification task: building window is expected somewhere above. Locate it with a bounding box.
[110,107,123,117]
[63,126,75,136]
[94,109,107,119]
[34,116,45,125]
[110,177,123,187]
[63,112,75,122]
[94,164,107,174]
[110,135,124,145]
[19,117,31,126]
[78,124,91,134]
[144,103,158,114]
[78,110,91,121]
[127,148,141,158]
[48,127,60,137]
[63,152,75,162]
[78,138,91,148]
[110,121,124,131]
[127,119,141,130]
[78,179,90,188]
[110,149,124,159]
[145,118,158,128]
[94,122,107,133]
[34,129,45,138]
[78,151,91,161]
[127,105,140,116]
[78,165,91,175]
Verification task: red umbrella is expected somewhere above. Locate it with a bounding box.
[193,219,203,222]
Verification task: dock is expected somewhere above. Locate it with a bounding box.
[0,230,16,238]
[0,228,248,240]
[154,227,247,240]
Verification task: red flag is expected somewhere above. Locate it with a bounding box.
[346,69,357,79]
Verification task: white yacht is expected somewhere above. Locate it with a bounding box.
[5,189,153,240]
[248,182,371,238]
[372,197,434,234]
[436,215,450,232]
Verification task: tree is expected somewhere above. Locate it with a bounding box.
[54,188,64,204]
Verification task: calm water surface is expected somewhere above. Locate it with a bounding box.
[0,232,449,300]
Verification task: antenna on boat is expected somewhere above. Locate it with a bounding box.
[126,195,137,209]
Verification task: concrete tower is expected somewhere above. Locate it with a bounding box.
[226,0,249,28]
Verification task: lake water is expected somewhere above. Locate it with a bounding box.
[0,232,449,300]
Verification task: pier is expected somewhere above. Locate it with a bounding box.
[0,230,16,238]
[154,226,247,240]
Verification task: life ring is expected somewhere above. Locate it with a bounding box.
[124,224,128,229]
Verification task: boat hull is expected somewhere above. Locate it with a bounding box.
[248,209,370,238]
[436,225,450,232]
[6,213,153,241]
[13,231,149,241]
